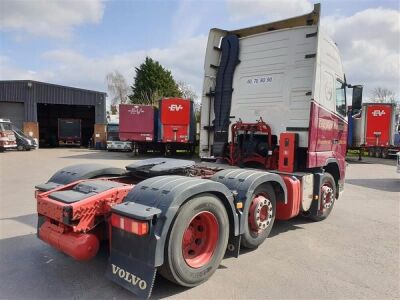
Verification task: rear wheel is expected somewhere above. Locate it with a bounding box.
[159,194,229,287]
[309,173,336,222]
[241,183,276,249]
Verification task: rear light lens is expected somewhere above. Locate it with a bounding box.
[110,214,149,236]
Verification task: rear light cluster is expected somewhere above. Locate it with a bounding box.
[110,214,149,236]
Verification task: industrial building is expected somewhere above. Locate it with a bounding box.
[0,80,107,147]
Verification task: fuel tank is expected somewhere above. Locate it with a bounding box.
[39,221,99,261]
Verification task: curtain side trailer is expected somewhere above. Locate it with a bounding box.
[348,103,399,158]
[35,4,361,299]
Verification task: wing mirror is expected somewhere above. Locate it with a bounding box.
[350,85,363,111]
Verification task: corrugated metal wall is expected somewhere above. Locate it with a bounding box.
[0,80,106,123]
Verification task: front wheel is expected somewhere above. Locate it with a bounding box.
[158,194,229,287]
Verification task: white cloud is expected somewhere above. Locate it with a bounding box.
[0,0,105,38]
[227,0,313,21]
[0,36,208,98]
[322,8,400,98]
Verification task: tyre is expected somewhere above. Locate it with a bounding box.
[17,145,24,151]
[138,145,146,155]
[375,148,382,158]
[0,147,4,153]
[368,148,374,157]
[158,194,229,287]
[241,183,276,249]
[309,173,336,222]
[382,148,389,159]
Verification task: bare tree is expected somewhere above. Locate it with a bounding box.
[106,71,129,108]
[371,87,397,103]
[177,80,201,120]
[177,80,198,102]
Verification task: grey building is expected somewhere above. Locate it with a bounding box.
[0,80,107,147]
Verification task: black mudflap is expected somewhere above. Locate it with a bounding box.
[308,172,324,218]
[106,250,157,299]
[225,235,241,258]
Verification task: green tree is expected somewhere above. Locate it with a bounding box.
[129,57,181,105]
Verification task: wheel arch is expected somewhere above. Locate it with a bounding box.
[119,175,239,268]
[35,163,127,191]
[210,168,287,234]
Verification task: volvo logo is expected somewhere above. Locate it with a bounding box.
[111,264,147,290]
[168,104,183,111]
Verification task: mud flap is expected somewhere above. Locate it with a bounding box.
[225,235,241,258]
[106,250,157,299]
[309,172,323,218]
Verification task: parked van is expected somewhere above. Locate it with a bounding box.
[13,127,37,151]
[0,118,17,152]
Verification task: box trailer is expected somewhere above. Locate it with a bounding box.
[35,4,361,299]
[158,98,196,154]
[58,118,81,146]
[348,103,399,158]
[119,104,156,142]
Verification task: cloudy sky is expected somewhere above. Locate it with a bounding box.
[0,0,399,102]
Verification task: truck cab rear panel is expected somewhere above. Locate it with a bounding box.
[199,3,347,184]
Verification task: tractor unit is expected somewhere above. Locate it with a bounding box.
[35,4,361,299]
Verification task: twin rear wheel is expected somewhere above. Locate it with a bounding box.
[158,194,229,287]
[159,178,335,287]
[241,183,276,249]
[159,185,278,287]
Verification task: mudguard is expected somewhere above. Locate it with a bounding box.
[106,175,239,298]
[210,168,287,234]
[35,164,126,191]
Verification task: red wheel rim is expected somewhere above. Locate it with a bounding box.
[321,183,334,210]
[248,194,273,233]
[182,211,219,269]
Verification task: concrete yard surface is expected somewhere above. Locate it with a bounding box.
[0,149,399,299]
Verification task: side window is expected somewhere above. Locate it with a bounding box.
[335,79,346,116]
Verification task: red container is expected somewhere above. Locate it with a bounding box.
[364,103,395,147]
[159,98,194,143]
[119,104,156,142]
